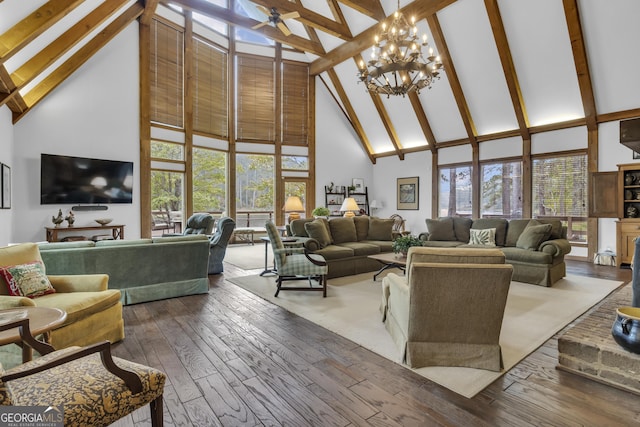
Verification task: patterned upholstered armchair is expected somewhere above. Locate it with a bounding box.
[0,316,166,426]
[265,221,328,297]
[208,216,236,274]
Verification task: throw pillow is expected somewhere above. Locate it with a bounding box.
[0,261,56,298]
[304,220,332,248]
[425,217,456,241]
[367,218,394,241]
[328,217,357,244]
[468,228,497,246]
[516,223,553,250]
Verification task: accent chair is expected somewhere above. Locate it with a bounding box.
[208,216,236,274]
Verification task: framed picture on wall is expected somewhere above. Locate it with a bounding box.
[352,178,364,192]
[397,176,418,210]
[2,164,11,209]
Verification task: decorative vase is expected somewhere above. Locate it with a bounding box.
[612,307,640,354]
[627,206,639,218]
[625,175,636,186]
[625,190,633,200]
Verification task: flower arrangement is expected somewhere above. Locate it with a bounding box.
[391,235,423,256]
[312,206,330,217]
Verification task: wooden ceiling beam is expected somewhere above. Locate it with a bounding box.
[166,0,325,56]
[427,13,477,142]
[598,109,640,123]
[563,0,597,131]
[141,0,161,25]
[0,0,84,63]
[11,0,129,88]
[336,0,387,21]
[484,0,530,140]
[356,55,404,160]
[249,0,352,40]
[325,69,376,164]
[0,65,27,116]
[310,0,457,75]
[15,2,145,123]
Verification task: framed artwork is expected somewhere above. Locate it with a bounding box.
[397,176,419,210]
[352,178,364,192]
[2,164,10,209]
[634,151,640,160]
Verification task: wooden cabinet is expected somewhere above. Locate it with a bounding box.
[616,163,640,266]
[347,187,369,216]
[325,186,346,217]
[589,171,618,218]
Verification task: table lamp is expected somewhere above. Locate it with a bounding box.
[283,196,304,223]
[340,197,360,218]
[370,199,383,214]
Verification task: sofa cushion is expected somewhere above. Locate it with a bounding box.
[501,247,553,264]
[0,261,56,298]
[338,242,381,256]
[452,217,473,243]
[329,218,357,244]
[314,244,355,260]
[354,216,370,241]
[469,228,496,246]
[472,218,508,246]
[425,217,456,241]
[516,221,552,250]
[505,219,531,247]
[367,218,394,241]
[304,220,332,248]
[39,241,96,250]
[535,219,563,239]
[289,218,314,237]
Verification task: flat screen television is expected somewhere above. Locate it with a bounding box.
[41,153,133,205]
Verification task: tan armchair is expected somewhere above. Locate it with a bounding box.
[0,243,124,354]
[381,247,513,371]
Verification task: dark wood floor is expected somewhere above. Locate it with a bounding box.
[112,259,638,427]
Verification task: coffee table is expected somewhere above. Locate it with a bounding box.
[368,252,407,281]
[0,307,67,362]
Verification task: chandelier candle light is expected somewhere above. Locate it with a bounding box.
[357,0,443,97]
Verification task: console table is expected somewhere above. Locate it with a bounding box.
[45,225,125,242]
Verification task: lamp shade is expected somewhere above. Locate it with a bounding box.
[370,199,382,210]
[340,197,360,217]
[283,196,304,212]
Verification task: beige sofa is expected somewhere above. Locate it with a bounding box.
[381,247,513,371]
[418,217,571,286]
[288,216,396,278]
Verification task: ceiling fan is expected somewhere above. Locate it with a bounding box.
[251,6,300,36]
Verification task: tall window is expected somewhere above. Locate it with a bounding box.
[481,160,523,218]
[193,38,228,138]
[193,148,227,213]
[439,165,473,217]
[236,55,275,142]
[532,153,587,243]
[150,20,184,128]
[236,154,274,226]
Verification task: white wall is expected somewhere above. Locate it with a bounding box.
[0,106,14,246]
[315,81,373,210]
[13,23,140,243]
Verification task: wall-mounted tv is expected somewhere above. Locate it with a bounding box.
[41,153,133,205]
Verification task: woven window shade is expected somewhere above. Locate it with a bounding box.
[282,61,309,145]
[236,55,275,142]
[194,38,228,138]
[151,19,184,128]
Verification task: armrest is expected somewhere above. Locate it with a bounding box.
[0,295,37,308]
[383,273,411,332]
[48,274,109,293]
[539,239,572,257]
[301,238,321,252]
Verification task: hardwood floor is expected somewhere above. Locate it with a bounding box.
[111,259,638,427]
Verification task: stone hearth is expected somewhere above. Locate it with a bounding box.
[558,284,640,395]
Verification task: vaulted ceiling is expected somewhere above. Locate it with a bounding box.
[2,0,640,162]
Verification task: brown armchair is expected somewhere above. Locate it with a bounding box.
[0,316,165,426]
[381,247,513,371]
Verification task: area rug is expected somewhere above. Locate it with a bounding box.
[227,272,623,398]
[224,243,272,270]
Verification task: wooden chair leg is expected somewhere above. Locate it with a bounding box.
[275,277,282,297]
[150,394,164,427]
[322,275,327,297]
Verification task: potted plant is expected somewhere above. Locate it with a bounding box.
[312,206,330,218]
[392,235,423,257]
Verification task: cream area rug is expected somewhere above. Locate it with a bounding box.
[224,242,273,270]
[227,272,623,398]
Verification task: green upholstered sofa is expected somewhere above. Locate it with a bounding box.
[287,216,396,278]
[38,234,210,305]
[418,217,572,286]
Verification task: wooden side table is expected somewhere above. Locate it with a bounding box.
[0,307,67,362]
[45,225,125,242]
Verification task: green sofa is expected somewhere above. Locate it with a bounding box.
[38,234,210,305]
[288,216,396,278]
[418,217,572,286]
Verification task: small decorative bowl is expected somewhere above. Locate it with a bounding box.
[95,218,113,226]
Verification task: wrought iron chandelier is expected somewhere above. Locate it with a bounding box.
[357,1,443,97]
